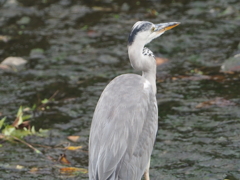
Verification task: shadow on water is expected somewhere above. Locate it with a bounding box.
[0,0,240,179]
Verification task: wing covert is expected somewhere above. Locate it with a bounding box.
[89,74,158,180]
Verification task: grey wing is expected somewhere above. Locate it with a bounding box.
[89,74,158,180]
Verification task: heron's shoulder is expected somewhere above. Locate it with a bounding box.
[112,74,147,85]
[106,74,153,94]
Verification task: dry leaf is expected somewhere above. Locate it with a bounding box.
[12,117,20,128]
[87,30,100,38]
[59,167,88,174]
[58,154,71,165]
[16,165,24,169]
[210,75,226,81]
[0,64,11,70]
[92,6,112,12]
[67,136,80,142]
[65,146,82,151]
[18,121,31,130]
[156,57,168,66]
[146,9,158,18]
[0,134,5,139]
[13,118,31,130]
[172,75,211,81]
[196,97,235,109]
[30,167,39,173]
[0,35,10,42]
[171,74,228,82]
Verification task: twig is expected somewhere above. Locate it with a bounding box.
[12,136,42,154]
[38,90,59,109]
[48,90,59,101]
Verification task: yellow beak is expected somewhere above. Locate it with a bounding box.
[155,22,180,33]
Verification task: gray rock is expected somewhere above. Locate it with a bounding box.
[1,56,27,67]
[29,48,45,59]
[221,54,240,72]
[17,16,30,25]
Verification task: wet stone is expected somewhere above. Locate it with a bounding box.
[1,56,27,67]
[29,48,45,60]
[221,54,240,72]
[16,16,30,25]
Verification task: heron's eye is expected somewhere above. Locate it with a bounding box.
[151,27,155,32]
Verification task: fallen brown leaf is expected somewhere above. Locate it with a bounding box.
[16,165,24,170]
[59,167,88,174]
[29,167,39,174]
[0,134,5,139]
[67,136,80,142]
[58,154,71,165]
[146,9,158,18]
[17,121,31,130]
[87,30,100,38]
[156,57,168,66]
[65,146,82,151]
[172,75,211,81]
[0,35,10,42]
[0,64,11,70]
[196,97,235,109]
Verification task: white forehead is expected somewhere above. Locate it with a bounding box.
[133,21,144,29]
[132,21,152,30]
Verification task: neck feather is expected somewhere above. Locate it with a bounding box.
[128,43,157,94]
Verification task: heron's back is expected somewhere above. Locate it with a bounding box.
[89,74,158,180]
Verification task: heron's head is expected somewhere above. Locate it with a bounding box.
[128,21,180,46]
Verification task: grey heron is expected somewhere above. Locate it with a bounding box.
[89,21,180,180]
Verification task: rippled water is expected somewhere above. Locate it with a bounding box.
[0,0,240,179]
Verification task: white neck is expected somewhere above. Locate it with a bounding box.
[128,43,157,94]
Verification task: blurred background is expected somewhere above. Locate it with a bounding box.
[0,0,240,179]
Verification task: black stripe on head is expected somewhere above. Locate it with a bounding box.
[128,21,152,46]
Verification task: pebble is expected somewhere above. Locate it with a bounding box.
[0,57,27,70]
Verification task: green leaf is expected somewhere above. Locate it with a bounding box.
[81,25,88,30]
[17,106,23,118]
[41,98,49,104]
[16,106,23,126]
[31,126,36,134]
[18,115,23,126]
[34,149,42,154]
[10,129,32,138]
[38,128,48,137]
[2,125,15,136]
[32,104,36,110]
[113,14,119,19]
[0,117,6,129]
[22,115,31,121]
